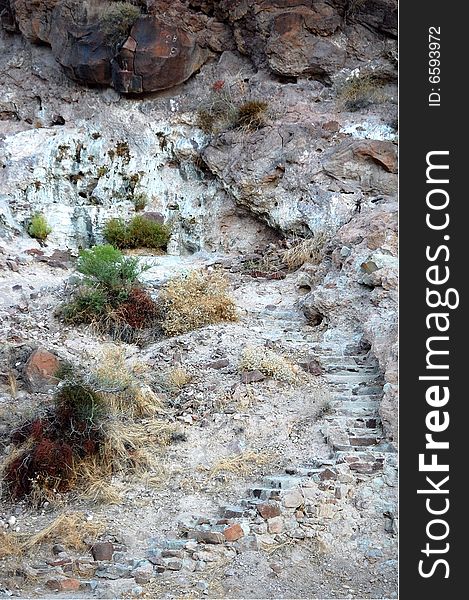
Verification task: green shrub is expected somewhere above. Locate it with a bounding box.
[77,244,146,291]
[59,288,109,325]
[28,213,52,241]
[103,216,170,250]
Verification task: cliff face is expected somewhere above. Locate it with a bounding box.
[0,1,397,441]
[0,2,398,595]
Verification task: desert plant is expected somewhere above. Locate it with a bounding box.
[99,2,141,46]
[28,213,52,241]
[240,345,297,382]
[235,100,268,130]
[338,73,384,111]
[282,232,329,270]
[133,192,148,212]
[103,216,170,250]
[59,287,108,325]
[77,244,146,291]
[159,270,238,336]
[1,355,175,501]
[93,346,163,418]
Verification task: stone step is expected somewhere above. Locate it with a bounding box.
[319,355,377,366]
[324,366,379,375]
[334,394,382,403]
[262,475,304,490]
[245,486,281,501]
[325,373,383,384]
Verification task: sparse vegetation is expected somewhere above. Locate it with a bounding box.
[282,232,330,270]
[236,100,268,131]
[197,78,269,134]
[133,191,148,211]
[159,270,238,336]
[1,353,176,502]
[28,213,52,241]
[98,2,141,47]
[338,73,385,112]
[57,245,158,341]
[240,345,298,382]
[103,215,170,250]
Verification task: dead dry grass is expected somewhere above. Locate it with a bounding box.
[101,418,176,474]
[240,345,298,382]
[208,449,276,478]
[18,512,106,554]
[0,530,22,559]
[282,233,329,270]
[94,345,165,417]
[159,270,238,336]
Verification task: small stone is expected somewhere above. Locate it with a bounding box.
[223,524,244,542]
[52,544,66,555]
[235,535,259,551]
[240,370,266,384]
[257,501,281,520]
[221,505,245,519]
[80,580,99,591]
[319,468,337,481]
[283,490,303,509]
[188,530,225,544]
[91,541,114,561]
[184,541,198,552]
[161,549,183,558]
[270,562,283,574]
[267,516,284,534]
[163,557,183,570]
[46,577,80,592]
[131,560,154,584]
[207,359,230,370]
[7,516,16,527]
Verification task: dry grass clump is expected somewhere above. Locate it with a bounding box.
[100,419,175,474]
[240,346,298,382]
[282,232,330,270]
[0,531,22,559]
[21,512,106,553]
[236,100,268,131]
[166,366,192,390]
[196,77,269,134]
[209,450,276,478]
[1,350,178,503]
[94,346,164,418]
[159,270,238,336]
[338,73,385,111]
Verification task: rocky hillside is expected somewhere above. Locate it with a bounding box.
[0,1,397,598]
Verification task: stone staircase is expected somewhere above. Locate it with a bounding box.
[140,339,396,578]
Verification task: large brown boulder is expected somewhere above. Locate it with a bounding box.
[8,0,212,92]
[113,17,210,94]
[23,347,60,393]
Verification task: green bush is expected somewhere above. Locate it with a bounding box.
[58,288,109,325]
[77,244,146,291]
[103,216,170,250]
[28,213,52,241]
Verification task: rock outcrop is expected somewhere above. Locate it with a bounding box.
[4,0,397,92]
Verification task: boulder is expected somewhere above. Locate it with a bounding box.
[23,348,60,393]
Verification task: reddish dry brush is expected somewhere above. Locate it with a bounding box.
[3,379,106,500]
[114,286,159,329]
